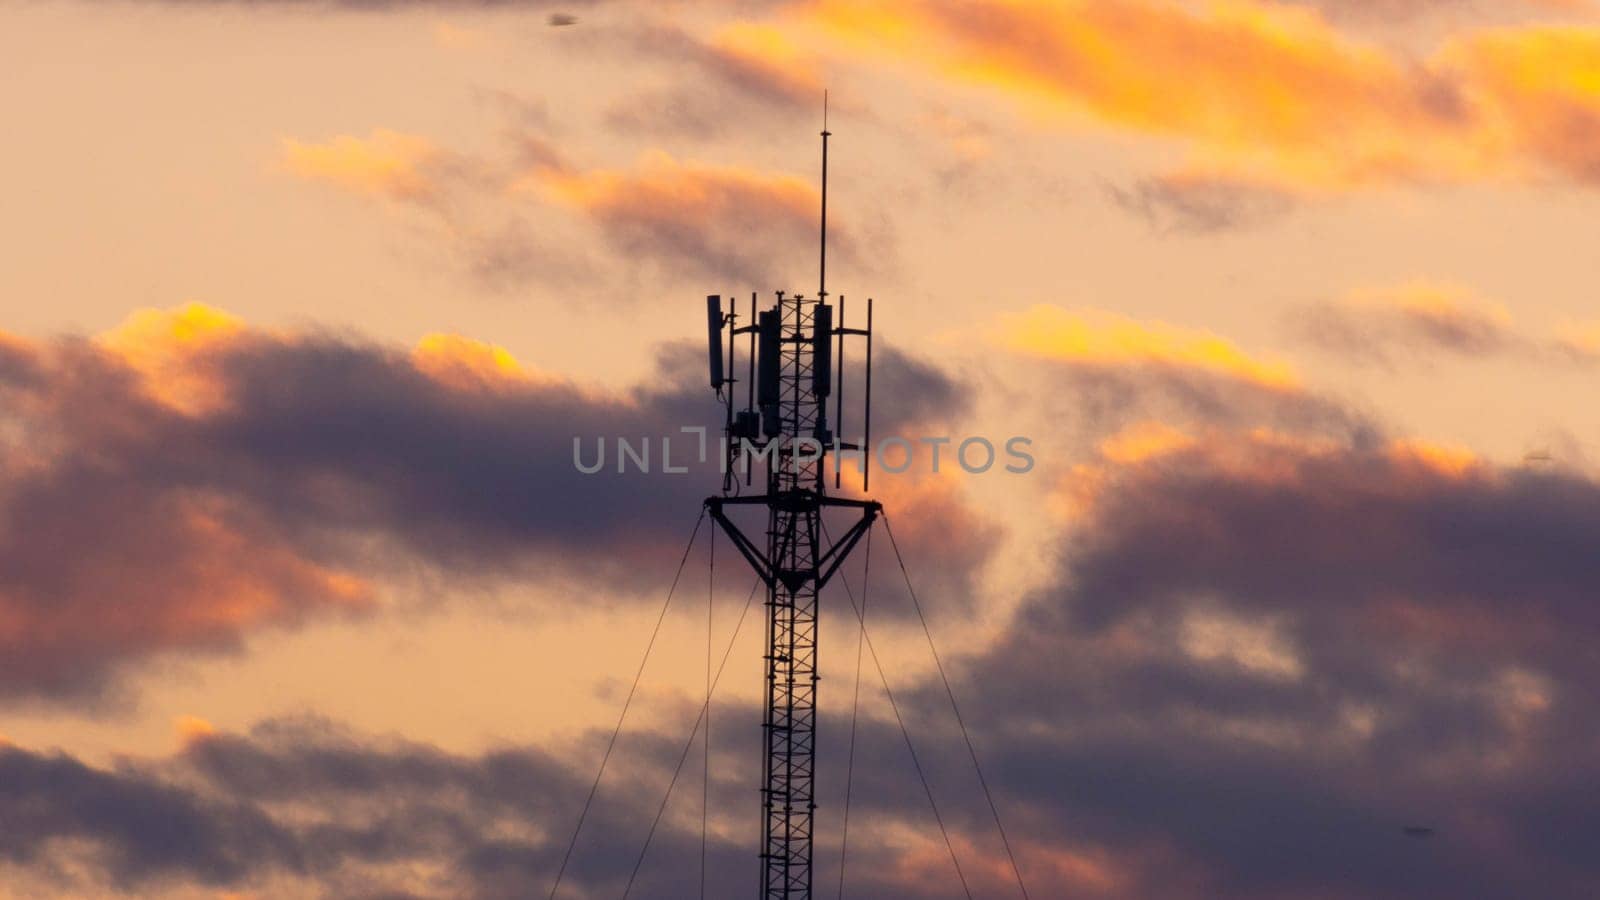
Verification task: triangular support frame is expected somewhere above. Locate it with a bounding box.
[705,494,880,593]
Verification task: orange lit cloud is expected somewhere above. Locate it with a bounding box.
[94,306,555,408]
[1056,423,1485,522]
[1442,25,1600,183]
[1554,321,1600,360]
[280,129,443,202]
[431,21,495,52]
[175,714,218,746]
[97,303,245,415]
[1346,282,1513,328]
[808,0,1600,191]
[1387,436,1482,477]
[1097,420,1197,465]
[995,305,1301,390]
[533,150,832,283]
[1168,430,1484,483]
[0,472,374,699]
[536,150,815,222]
[705,22,824,105]
[411,333,541,391]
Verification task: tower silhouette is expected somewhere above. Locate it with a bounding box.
[704,108,878,899]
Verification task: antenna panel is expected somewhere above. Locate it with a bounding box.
[757,308,781,437]
[812,303,832,398]
[706,295,725,390]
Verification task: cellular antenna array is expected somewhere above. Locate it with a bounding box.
[704,100,879,900]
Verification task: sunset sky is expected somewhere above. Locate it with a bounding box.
[4,1,1600,897]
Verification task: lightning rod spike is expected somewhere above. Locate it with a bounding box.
[820,89,830,302]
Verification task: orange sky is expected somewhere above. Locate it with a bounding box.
[4,1,1600,897]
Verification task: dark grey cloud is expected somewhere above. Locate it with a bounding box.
[0,742,301,888]
[916,437,1600,898]
[0,319,977,703]
[0,708,987,899]
[0,716,704,898]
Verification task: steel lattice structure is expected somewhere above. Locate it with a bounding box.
[760,292,823,895]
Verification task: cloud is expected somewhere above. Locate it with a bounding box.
[0,709,1011,899]
[0,308,378,701]
[994,306,1301,391]
[532,150,854,285]
[918,426,1600,897]
[1440,25,1600,184]
[280,131,446,204]
[0,741,300,890]
[278,128,594,290]
[597,21,823,138]
[281,125,868,291]
[700,22,825,105]
[0,716,626,897]
[0,306,976,703]
[987,306,1378,458]
[1293,281,1600,369]
[1553,321,1600,362]
[808,0,1600,194]
[1296,281,1520,364]
[1107,173,1298,233]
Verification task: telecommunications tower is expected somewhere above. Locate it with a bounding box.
[703,107,878,899]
